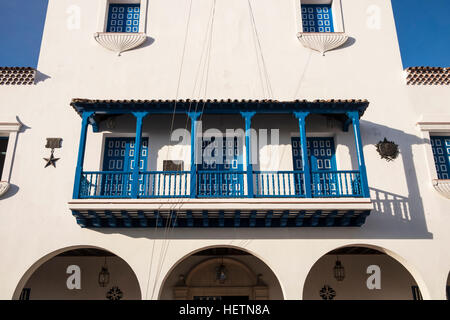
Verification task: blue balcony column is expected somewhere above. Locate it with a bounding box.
[294,112,312,198]
[131,112,149,198]
[346,111,370,198]
[73,111,94,199]
[188,112,201,198]
[241,111,256,198]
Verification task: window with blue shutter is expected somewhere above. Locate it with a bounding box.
[0,137,8,179]
[107,4,140,33]
[301,4,334,33]
[430,136,450,179]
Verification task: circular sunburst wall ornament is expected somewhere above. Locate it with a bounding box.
[375,138,399,161]
[319,285,336,300]
[106,286,123,300]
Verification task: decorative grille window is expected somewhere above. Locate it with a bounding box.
[430,136,450,179]
[107,4,141,33]
[301,4,334,33]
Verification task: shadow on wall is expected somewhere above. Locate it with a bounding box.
[358,119,432,240]
[91,119,432,240]
[333,36,356,51]
[136,37,155,51]
[34,70,51,84]
[1,184,19,199]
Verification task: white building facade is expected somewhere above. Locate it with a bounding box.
[0,0,449,300]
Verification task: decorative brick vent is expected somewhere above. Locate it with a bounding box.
[0,67,36,85]
[406,67,450,85]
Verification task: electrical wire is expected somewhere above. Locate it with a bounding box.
[247,0,274,99]
[146,0,219,300]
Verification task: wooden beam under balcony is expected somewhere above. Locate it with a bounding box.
[68,207,371,228]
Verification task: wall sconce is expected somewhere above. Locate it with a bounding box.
[216,257,227,284]
[375,138,399,162]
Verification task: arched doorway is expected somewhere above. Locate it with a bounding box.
[303,245,422,300]
[15,247,141,300]
[159,247,283,300]
[446,272,450,300]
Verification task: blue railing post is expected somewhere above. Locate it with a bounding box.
[73,111,94,199]
[131,112,149,198]
[294,112,311,198]
[347,111,370,198]
[241,111,256,198]
[188,112,201,198]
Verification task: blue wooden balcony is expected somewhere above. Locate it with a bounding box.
[69,98,373,228]
[77,169,363,199]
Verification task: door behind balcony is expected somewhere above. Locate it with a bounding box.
[197,136,244,197]
[101,137,148,197]
[291,137,338,197]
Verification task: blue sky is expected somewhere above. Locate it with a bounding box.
[0,0,449,68]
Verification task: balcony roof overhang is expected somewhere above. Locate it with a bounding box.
[70,98,369,118]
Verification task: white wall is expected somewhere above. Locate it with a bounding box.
[0,0,449,300]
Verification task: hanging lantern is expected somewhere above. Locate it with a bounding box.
[333,257,345,281]
[216,258,227,284]
[98,257,110,287]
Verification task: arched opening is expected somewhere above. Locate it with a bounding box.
[15,246,141,300]
[159,247,283,300]
[446,271,450,300]
[303,245,422,300]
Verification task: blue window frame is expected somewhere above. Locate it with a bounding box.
[197,136,244,197]
[430,136,450,179]
[107,3,140,33]
[301,4,334,33]
[101,137,148,196]
[0,136,8,178]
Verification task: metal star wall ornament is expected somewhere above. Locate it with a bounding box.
[43,150,60,168]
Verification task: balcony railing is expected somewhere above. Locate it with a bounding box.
[77,170,363,199]
[197,171,246,198]
[311,170,363,198]
[80,171,132,198]
[140,171,190,198]
[254,171,305,197]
